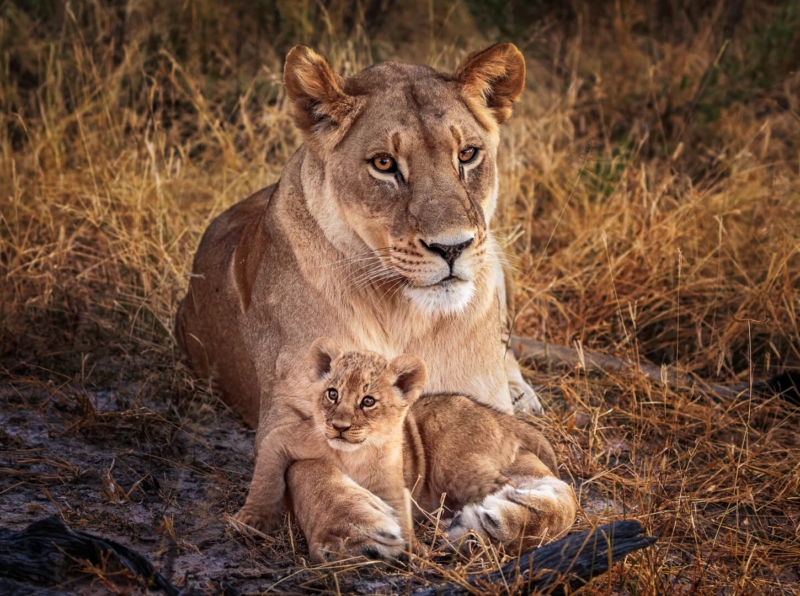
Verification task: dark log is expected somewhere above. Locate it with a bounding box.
[765,371,800,406]
[415,520,656,596]
[0,577,71,596]
[0,516,239,596]
[0,516,177,594]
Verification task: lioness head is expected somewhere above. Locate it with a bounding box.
[307,338,427,452]
[284,44,525,314]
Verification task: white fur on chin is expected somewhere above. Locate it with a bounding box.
[403,279,475,315]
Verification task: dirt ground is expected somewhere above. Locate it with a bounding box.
[4,350,600,595]
[3,345,799,594]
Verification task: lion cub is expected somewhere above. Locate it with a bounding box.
[236,340,576,556]
[234,338,427,547]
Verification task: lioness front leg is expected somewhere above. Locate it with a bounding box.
[506,352,543,414]
[287,460,406,564]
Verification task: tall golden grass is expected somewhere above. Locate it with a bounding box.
[2,0,799,593]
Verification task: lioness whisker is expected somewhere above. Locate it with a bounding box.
[311,247,393,270]
[335,247,393,262]
[345,263,393,287]
[337,254,396,283]
[347,265,398,289]
[325,256,383,273]
[383,278,409,303]
[373,277,402,302]
[341,262,383,285]
[350,270,402,294]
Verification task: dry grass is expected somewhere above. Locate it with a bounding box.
[1,0,799,594]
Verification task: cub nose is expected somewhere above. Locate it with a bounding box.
[421,238,474,268]
[332,420,351,432]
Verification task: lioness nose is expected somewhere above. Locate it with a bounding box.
[422,238,474,267]
[332,420,351,432]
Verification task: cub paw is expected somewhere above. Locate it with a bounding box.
[233,506,283,535]
[308,500,406,564]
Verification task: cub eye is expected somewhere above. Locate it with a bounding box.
[326,388,339,402]
[458,147,478,163]
[360,396,376,409]
[371,155,397,173]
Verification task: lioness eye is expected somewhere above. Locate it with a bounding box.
[458,147,478,163]
[326,388,339,402]
[371,155,397,173]
[360,396,376,408]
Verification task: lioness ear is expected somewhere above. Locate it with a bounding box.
[284,46,363,149]
[453,43,526,130]
[388,355,428,404]
[308,337,344,381]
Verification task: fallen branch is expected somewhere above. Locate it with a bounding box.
[510,335,800,405]
[415,520,656,596]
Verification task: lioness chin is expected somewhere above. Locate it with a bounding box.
[177,43,543,560]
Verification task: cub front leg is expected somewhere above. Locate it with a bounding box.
[235,425,305,533]
[287,460,406,564]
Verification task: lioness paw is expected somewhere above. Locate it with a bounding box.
[509,374,543,414]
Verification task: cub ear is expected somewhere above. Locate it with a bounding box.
[283,46,363,150]
[453,43,526,130]
[308,337,344,381]
[388,355,428,404]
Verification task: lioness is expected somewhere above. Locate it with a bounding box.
[235,339,574,562]
[177,43,542,559]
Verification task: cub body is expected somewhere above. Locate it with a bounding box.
[235,338,427,551]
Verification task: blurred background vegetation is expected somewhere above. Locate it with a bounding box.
[1,0,799,376]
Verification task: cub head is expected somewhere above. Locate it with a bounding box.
[307,337,428,452]
[284,44,526,314]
